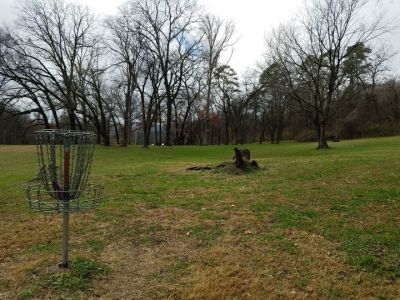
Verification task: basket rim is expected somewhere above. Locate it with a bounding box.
[26,183,104,213]
[27,182,104,193]
[34,129,96,138]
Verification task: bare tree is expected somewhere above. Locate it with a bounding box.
[74,45,115,145]
[106,5,143,146]
[16,0,96,129]
[200,14,235,144]
[214,65,239,144]
[135,52,163,148]
[268,0,388,149]
[259,62,291,144]
[174,57,206,145]
[131,0,202,145]
[0,30,11,119]
[0,0,97,131]
[0,27,53,128]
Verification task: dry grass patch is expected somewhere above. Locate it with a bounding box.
[177,228,399,299]
[94,205,206,298]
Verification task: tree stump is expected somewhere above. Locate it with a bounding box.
[233,147,259,170]
[233,147,245,168]
[186,148,259,172]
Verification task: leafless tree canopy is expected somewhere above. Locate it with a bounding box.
[267,0,389,148]
[0,0,397,147]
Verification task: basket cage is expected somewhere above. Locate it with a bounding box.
[27,129,103,213]
[27,183,103,213]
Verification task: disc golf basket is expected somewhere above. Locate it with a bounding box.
[26,129,104,267]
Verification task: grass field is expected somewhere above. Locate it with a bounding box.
[1,137,400,299]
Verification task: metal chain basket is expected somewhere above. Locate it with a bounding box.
[27,183,103,212]
[26,129,104,267]
[27,129,103,212]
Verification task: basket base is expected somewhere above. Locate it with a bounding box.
[48,264,69,273]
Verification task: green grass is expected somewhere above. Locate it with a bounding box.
[24,240,57,254]
[272,206,321,228]
[87,239,104,254]
[17,257,107,299]
[45,257,107,292]
[1,137,400,298]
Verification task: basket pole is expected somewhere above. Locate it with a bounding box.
[60,143,70,268]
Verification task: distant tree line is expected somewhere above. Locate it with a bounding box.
[0,0,398,148]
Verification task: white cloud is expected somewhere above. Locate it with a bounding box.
[0,0,17,24]
[197,0,304,75]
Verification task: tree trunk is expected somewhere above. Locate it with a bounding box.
[276,125,283,144]
[270,127,275,144]
[233,125,240,145]
[164,93,172,146]
[203,70,213,145]
[259,126,265,144]
[45,92,60,129]
[317,123,329,149]
[122,88,132,147]
[224,118,229,145]
[158,107,162,145]
[140,92,149,148]
[153,121,158,145]
[112,115,120,145]
[68,111,76,130]
[233,147,245,169]
[143,124,150,148]
[103,133,110,146]
[41,107,50,129]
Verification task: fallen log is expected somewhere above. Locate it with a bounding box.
[186,166,213,171]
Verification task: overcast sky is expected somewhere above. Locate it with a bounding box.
[1,0,400,76]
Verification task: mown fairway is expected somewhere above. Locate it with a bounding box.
[1,137,400,299]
